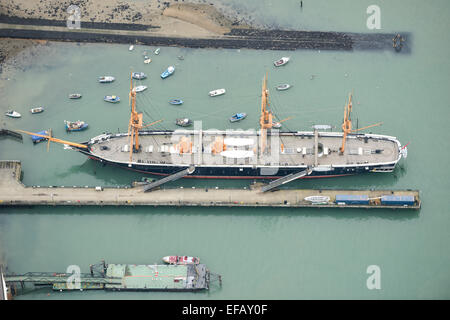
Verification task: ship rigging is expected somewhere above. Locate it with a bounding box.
[18,74,407,180]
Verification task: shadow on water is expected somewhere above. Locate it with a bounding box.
[0,204,420,221]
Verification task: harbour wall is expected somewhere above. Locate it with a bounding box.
[0,15,410,52]
[0,161,420,210]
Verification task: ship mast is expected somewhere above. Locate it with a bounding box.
[127,73,143,163]
[339,93,383,154]
[259,73,273,155]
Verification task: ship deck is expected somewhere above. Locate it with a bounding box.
[89,130,400,167]
[104,263,208,290]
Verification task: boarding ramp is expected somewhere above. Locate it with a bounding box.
[4,272,122,285]
[260,167,313,193]
[143,166,195,192]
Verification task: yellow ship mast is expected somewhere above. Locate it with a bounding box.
[259,73,273,155]
[339,93,382,154]
[127,73,144,163]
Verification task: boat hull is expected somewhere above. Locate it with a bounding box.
[80,149,397,179]
[74,129,402,179]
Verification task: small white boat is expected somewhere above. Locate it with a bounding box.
[133,85,147,93]
[154,48,160,55]
[5,110,21,118]
[276,84,291,91]
[104,95,120,103]
[304,196,330,204]
[274,57,290,67]
[129,45,134,51]
[98,76,115,83]
[143,58,152,64]
[69,93,82,99]
[209,88,226,97]
[162,256,200,265]
[132,72,147,80]
[30,107,44,114]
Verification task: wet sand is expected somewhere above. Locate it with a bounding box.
[0,0,246,37]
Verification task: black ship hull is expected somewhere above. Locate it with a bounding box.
[80,149,397,179]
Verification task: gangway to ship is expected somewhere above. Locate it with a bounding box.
[4,272,122,285]
[260,167,313,193]
[143,166,195,192]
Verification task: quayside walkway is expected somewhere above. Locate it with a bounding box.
[0,161,420,209]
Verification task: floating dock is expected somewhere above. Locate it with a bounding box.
[4,260,220,293]
[0,161,420,209]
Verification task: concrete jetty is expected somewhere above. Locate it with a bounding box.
[0,161,420,209]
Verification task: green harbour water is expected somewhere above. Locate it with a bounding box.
[0,0,450,299]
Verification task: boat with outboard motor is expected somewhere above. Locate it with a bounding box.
[133,85,147,93]
[175,118,192,127]
[30,107,44,114]
[65,120,88,132]
[209,88,226,97]
[104,95,120,103]
[230,113,247,122]
[69,93,82,99]
[274,57,290,67]
[98,76,115,83]
[161,66,175,79]
[5,110,21,118]
[132,72,147,80]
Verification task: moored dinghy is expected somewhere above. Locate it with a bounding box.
[69,93,82,99]
[230,113,247,122]
[132,72,147,80]
[30,107,44,114]
[5,110,21,118]
[65,120,88,131]
[154,48,160,55]
[209,88,226,97]
[133,85,147,93]
[175,118,192,127]
[161,66,175,79]
[162,256,200,265]
[104,95,120,103]
[169,99,183,105]
[98,76,115,83]
[274,57,290,67]
[276,84,291,91]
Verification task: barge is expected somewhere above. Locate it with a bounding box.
[4,260,221,293]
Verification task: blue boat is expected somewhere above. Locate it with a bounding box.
[104,95,120,103]
[161,66,175,79]
[31,130,49,144]
[169,99,183,105]
[229,113,247,122]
